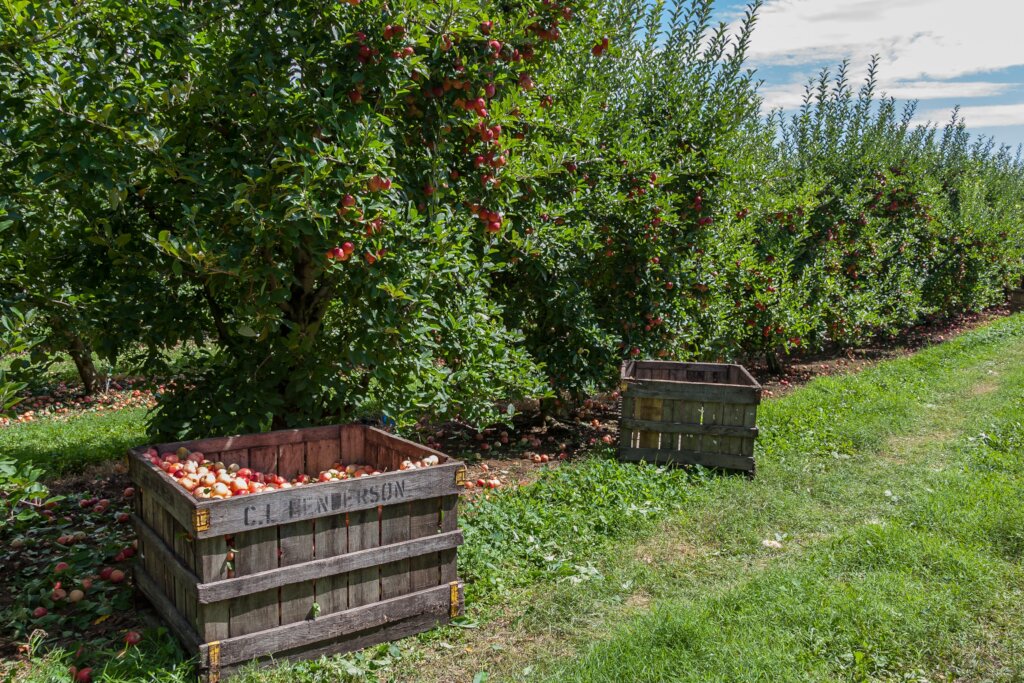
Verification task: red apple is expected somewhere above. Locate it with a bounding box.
[109,569,126,584]
[124,631,142,646]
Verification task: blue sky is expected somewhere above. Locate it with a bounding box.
[717,0,1024,149]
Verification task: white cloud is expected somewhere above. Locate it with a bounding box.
[747,0,1024,82]
[741,0,1024,131]
[758,80,1015,110]
[916,103,1024,128]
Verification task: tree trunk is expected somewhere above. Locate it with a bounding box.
[66,334,99,395]
[765,349,784,375]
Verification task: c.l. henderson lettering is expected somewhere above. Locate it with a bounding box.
[242,480,409,526]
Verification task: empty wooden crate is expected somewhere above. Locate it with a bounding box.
[127,424,466,682]
[618,361,761,474]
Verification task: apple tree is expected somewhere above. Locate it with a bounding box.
[0,0,582,436]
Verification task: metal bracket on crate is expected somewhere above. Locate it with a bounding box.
[619,381,629,393]
[207,641,221,683]
[192,508,211,534]
[449,581,460,618]
[455,466,467,487]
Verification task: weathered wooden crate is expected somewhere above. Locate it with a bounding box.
[127,424,465,682]
[618,361,761,474]
[1009,288,1024,312]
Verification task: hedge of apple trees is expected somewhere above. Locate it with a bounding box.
[2,0,1023,437]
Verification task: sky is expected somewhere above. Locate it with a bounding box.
[717,0,1024,149]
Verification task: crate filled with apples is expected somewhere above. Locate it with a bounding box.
[146,446,442,500]
[127,423,466,682]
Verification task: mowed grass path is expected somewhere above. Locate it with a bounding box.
[397,316,1024,682]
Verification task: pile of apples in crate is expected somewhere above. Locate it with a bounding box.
[146,447,440,500]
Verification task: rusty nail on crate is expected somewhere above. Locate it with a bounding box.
[449,581,460,618]
[192,508,211,533]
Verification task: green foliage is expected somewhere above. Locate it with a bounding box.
[2,0,1023,438]
[0,457,60,526]
[458,454,700,598]
[0,307,38,413]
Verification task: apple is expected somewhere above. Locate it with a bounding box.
[109,569,126,584]
[99,567,114,580]
[75,667,92,683]
[68,589,85,603]
[124,631,142,646]
[32,606,47,618]
[54,561,70,572]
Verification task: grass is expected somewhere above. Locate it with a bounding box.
[0,407,149,474]
[5,315,1024,682]
[431,315,1024,682]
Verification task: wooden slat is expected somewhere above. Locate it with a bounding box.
[279,520,316,624]
[339,424,365,464]
[249,445,277,478]
[703,401,723,456]
[380,503,411,599]
[618,447,754,471]
[131,514,200,603]
[659,400,678,452]
[194,462,462,538]
[229,527,279,637]
[366,427,447,461]
[200,583,460,669]
[313,514,348,615]
[624,361,760,387]
[135,562,202,654]
[277,442,305,480]
[619,418,758,438]
[149,425,341,461]
[140,481,161,599]
[306,438,340,474]
[624,381,761,404]
[743,404,758,457]
[723,403,746,457]
[636,397,663,452]
[195,536,229,641]
[155,500,176,600]
[347,507,381,607]
[408,498,440,591]
[171,517,195,629]
[214,448,249,469]
[128,451,196,533]
[272,609,449,667]
[619,395,636,451]
[196,530,465,604]
[438,495,459,584]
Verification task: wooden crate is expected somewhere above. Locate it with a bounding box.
[618,361,761,475]
[1009,288,1024,312]
[127,424,466,682]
